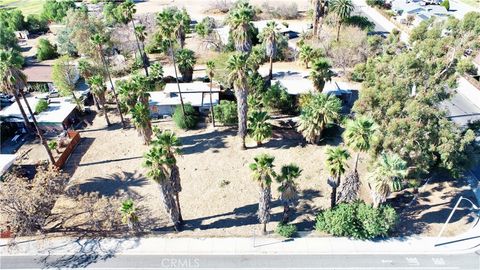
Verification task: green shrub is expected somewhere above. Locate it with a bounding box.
[441,0,450,11]
[47,140,57,150]
[35,99,49,114]
[366,0,385,7]
[214,100,237,125]
[275,223,297,238]
[457,58,477,75]
[41,0,76,22]
[315,201,397,240]
[37,38,57,61]
[351,63,366,82]
[26,14,49,34]
[262,82,295,113]
[173,104,198,129]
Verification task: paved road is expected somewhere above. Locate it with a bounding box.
[1,253,479,269]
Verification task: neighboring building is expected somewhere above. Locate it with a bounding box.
[22,65,57,93]
[391,0,448,26]
[149,82,220,118]
[0,96,78,132]
[0,154,16,178]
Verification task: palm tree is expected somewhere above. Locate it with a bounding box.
[157,9,186,115]
[0,49,55,164]
[175,49,196,82]
[227,53,250,150]
[260,21,280,82]
[311,0,327,37]
[131,102,152,145]
[249,153,276,235]
[325,146,350,208]
[248,110,272,146]
[134,23,150,73]
[299,45,314,68]
[369,153,407,207]
[144,146,181,231]
[90,33,126,128]
[277,164,302,223]
[227,2,255,52]
[206,61,216,127]
[330,0,354,41]
[87,75,111,127]
[246,45,266,72]
[152,129,183,223]
[310,58,334,92]
[173,9,190,49]
[298,93,342,144]
[120,199,139,231]
[0,49,31,130]
[119,0,149,75]
[343,117,377,172]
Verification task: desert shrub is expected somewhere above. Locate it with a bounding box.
[195,17,216,38]
[47,140,57,151]
[208,0,233,14]
[214,100,237,125]
[262,82,295,113]
[457,58,478,75]
[350,63,366,82]
[315,201,397,240]
[37,38,57,61]
[173,104,198,129]
[275,223,297,238]
[366,0,385,7]
[260,2,298,19]
[35,99,49,114]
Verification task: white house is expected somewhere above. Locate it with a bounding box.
[149,82,220,118]
[391,0,448,26]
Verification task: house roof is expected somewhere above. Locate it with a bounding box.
[22,65,54,83]
[271,78,355,96]
[149,83,220,107]
[0,96,76,124]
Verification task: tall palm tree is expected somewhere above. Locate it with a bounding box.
[175,49,196,82]
[299,45,314,68]
[310,58,334,92]
[131,102,152,145]
[298,93,342,144]
[227,53,250,150]
[90,33,126,128]
[227,2,255,53]
[134,23,150,73]
[87,75,111,127]
[325,146,350,208]
[260,21,279,82]
[312,0,327,37]
[343,117,377,172]
[144,146,181,231]
[157,9,186,115]
[173,9,190,49]
[369,153,407,207]
[119,0,149,75]
[330,0,354,41]
[249,153,276,235]
[0,49,31,130]
[206,61,216,127]
[248,110,272,146]
[277,164,302,223]
[152,129,183,223]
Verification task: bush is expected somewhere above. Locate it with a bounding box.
[48,140,57,150]
[262,82,295,113]
[41,0,76,22]
[350,63,366,82]
[37,38,57,61]
[344,16,375,32]
[366,0,385,7]
[214,100,237,125]
[26,14,49,34]
[173,104,198,129]
[441,0,450,11]
[275,223,297,238]
[315,201,397,240]
[457,58,477,75]
[35,99,49,114]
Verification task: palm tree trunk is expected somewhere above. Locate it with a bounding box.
[262,222,267,235]
[175,192,183,223]
[258,186,271,235]
[11,89,31,130]
[98,45,126,129]
[169,40,186,116]
[336,20,341,42]
[157,182,181,231]
[268,54,273,82]
[313,0,320,36]
[235,86,248,150]
[209,79,215,127]
[331,186,337,208]
[282,202,290,224]
[131,19,149,76]
[170,164,183,223]
[101,98,111,126]
[93,95,101,111]
[354,152,360,172]
[20,92,55,164]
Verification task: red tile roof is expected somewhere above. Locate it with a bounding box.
[22,65,53,83]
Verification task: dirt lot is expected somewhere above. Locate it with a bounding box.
[11,106,470,237]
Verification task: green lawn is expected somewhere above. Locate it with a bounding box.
[0,0,45,15]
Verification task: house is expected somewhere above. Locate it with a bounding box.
[391,0,448,26]
[149,82,220,118]
[0,96,78,132]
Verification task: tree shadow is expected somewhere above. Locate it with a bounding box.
[180,129,234,155]
[292,189,323,231]
[38,236,141,269]
[63,137,95,176]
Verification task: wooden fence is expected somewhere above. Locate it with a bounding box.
[54,131,81,168]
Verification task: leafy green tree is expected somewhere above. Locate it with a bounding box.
[175,49,196,82]
[330,0,354,41]
[369,153,407,207]
[325,147,350,208]
[26,14,49,34]
[310,58,334,92]
[214,100,238,125]
[259,21,280,81]
[41,0,76,22]
[249,153,276,235]
[248,110,272,146]
[227,53,250,149]
[87,75,111,126]
[36,39,57,61]
[277,164,302,223]
[226,1,255,52]
[298,93,342,144]
[131,102,152,145]
[0,24,20,51]
[52,55,82,109]
[144,146,181,231]
[173,104,198,129]
[0,9,25,31]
